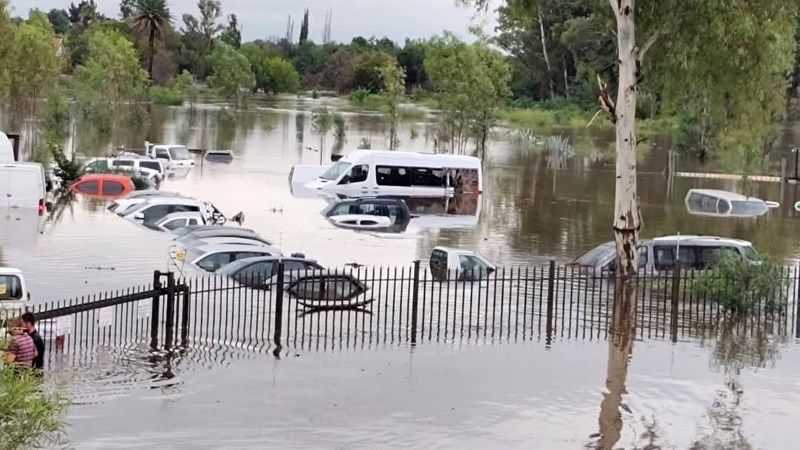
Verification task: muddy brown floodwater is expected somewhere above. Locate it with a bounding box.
[3,97,800,448]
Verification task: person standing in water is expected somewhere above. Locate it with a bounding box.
[22,312,45,370]
[4,317,37,369]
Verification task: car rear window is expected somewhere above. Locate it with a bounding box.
[0,274,23,300]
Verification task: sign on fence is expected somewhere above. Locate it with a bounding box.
[137,299,150,319]
[56,316,72,336]
[98,307,113,327]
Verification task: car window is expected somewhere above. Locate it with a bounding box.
[155,149,170,159]
[140,161,160,172]
[75,180,99,194]
[331,204,352,216]
[140,204,175,222]
[113,160,134,167]
[233,261,274,284]
[162,218,187,230]
[638,246,648,269]
[196,253,234,271]
[0,274,23,300]
[87,159,109,171]
[284,261,318,272]
[458,255,490,277]
[103,180,125,195]
[654,246,675,270]
[289,276,362,301]
[233,251,271,262]
[677,246,698,268]
[188,218,199,225]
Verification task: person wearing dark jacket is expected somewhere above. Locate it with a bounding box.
[21,312,45,370]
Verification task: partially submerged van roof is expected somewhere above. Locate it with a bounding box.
[337,150,481,168]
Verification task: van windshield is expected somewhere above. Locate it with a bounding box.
[321,162,351,181]
[169,146,191,160]
[0,274,23,300]
[742,245,759,260]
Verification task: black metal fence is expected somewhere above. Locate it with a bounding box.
[15,261,799,367]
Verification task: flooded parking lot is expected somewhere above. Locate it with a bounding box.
[5,98,800,447]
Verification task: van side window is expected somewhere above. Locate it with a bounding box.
[342,165,368,184]
[412,168,446,187]
[654,246,675,270]
[376,166,411,186]
[638,246,648,269]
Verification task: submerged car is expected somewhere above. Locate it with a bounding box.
[569,235,760,273]
[178,243,284,272]
[70,173,135,199]
[429,247,496,282]
[143,211,207,232]
[284,270,369,305]
[321,197,411,233]
[684,189,778,218]
[216,256,323,289]
[108,190,188,213]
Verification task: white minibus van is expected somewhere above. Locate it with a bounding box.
[301,150,482,198]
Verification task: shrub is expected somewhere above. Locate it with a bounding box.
[691,250,787,317]
[0,364,69,449]
[150,85,184,106]
[50,144,82,185]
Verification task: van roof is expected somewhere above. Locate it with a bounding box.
[0,267,23,276]
[339,150,482,168]
[651,235,752,246]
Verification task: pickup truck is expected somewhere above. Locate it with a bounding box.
[117,142,196,170]
[429,247,496,282]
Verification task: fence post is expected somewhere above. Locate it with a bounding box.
[150,271,162,350]
[670,263,681,343]
[411,260,421,345]
[546,260,556,341]
[180,284,190,346]
[164,272,176,350]
[273,260,285,358]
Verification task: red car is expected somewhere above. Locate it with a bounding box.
[69,173,134,199]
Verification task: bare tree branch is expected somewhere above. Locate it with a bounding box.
[597,74,616,124]
[638,28,662,63]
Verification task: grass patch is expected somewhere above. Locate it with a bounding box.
[150,85,184,106]
[499,104,678,133]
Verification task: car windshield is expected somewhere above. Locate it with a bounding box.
[320,162,351,181]
[729,200,768,216]
[742,245,759,260]
[571,243,614,266]
[169,146,191,160]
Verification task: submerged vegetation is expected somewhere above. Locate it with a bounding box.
[691,251,787,317]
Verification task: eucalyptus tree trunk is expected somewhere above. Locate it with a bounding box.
[609,0,641,335]
[537,8,556,98]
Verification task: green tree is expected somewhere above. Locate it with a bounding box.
[9,11,61,118]
[73,27,149,128]
[47,8,71,34]
[311,106,334,163]
[262,57,300,94]
[380,62,406,150]
[180,0,222,78]
[397,39,429,89]
[207,42,254,108]
[220,13,241,48]
[299,8,309,44]
[128,0,172,81]
[424,34,510,156]
[352,51,397,93]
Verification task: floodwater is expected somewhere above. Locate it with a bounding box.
[4,97,800,448]
[4,96,800,301]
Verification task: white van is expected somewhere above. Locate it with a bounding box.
[0,132,14,163]
[0,163,47,212]
[301,150,483,198]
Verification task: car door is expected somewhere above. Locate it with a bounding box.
[336,164,370,196]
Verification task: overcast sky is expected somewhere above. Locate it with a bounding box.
[14,0,500,44]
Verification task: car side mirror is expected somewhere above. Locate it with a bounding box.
[134,212,145,220]
[487,267,495,275]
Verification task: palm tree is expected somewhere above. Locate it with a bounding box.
[129,0,172,80]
